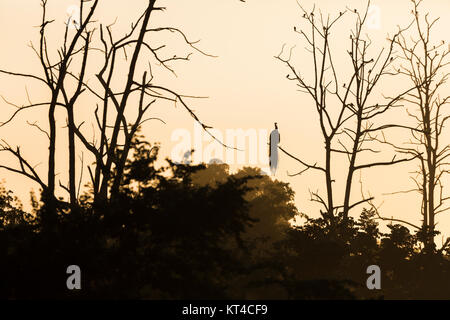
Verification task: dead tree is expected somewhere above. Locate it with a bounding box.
[65,1,226,205]
[0,0,228,216]
[382,0,450,253]
[0,0,98,225]
[276,2,417,225]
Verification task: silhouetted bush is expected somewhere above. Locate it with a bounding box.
[2,138,450,299]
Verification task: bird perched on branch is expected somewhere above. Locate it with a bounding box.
[269,122,280,176]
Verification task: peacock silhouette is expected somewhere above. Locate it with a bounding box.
[269,122,280,176]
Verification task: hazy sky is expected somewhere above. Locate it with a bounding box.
[1,0,450,241]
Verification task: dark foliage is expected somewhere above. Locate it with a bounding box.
[1,138,450,299]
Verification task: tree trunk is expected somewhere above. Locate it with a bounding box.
[67,105,77,207]
[325,139,334,220]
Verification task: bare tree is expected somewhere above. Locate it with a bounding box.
[0,0,229,221]
[65,1,228,205]
[276,2,417,226]
[0,0,99,225]
[381,0,450,253]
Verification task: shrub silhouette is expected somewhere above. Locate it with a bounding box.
[2,137,450,299]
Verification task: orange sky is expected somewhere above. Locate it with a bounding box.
[1,0,450,242]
